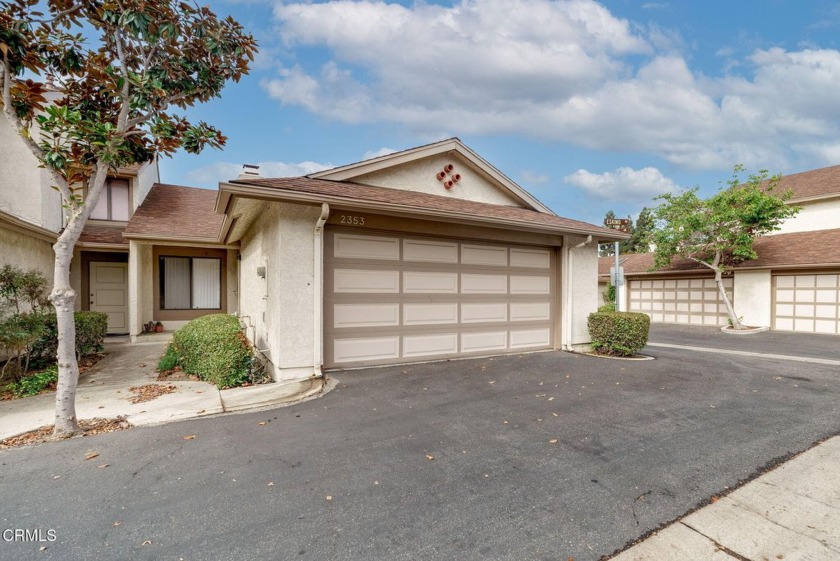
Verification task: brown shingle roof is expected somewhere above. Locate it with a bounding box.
[231,176,625,239]
[79,225,127,246]
[124,184,222,241]
[778,165,840,201]
[599,228,840,276]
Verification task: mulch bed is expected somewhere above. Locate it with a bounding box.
[0,417,130,450]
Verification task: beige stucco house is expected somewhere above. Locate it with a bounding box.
[2,133,626,381]
[599,165,840,335]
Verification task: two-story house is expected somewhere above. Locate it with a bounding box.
[599,165,840,335]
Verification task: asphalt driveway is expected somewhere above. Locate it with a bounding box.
[2,338,839,561]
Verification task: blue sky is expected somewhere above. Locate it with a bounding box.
[158,0,840,225]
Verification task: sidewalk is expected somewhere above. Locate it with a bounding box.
[0,339,327,441]
[610,435,840,561]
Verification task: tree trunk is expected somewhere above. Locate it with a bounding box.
[50,162,109,439]
[714,267,742,329]
[51,235,81,438]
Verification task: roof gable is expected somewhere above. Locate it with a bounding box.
[124,183,223,242]
[778,164,840,202]
[310,138,554,214]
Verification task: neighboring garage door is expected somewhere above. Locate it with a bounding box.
[628,277,734,326]
[324,229,556,368]
[773,273,840,334]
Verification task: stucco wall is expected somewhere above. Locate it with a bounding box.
[353,153,523,207]
[733,269,772,327]
[238,201,323,381]
[0,116,62,231]
[128,241,154,338]
[133,158,159,210]
[566,236,599,347]
[770,198,839,236]
[0,224,55,286]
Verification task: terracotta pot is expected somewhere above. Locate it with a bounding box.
[155,325,163,333]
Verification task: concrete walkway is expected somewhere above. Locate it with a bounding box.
[0,339,326,440]
[610,435,840,560]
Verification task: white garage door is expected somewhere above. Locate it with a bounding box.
[628,277,733,326]
[324,229,556,367]
[773,273,840,334]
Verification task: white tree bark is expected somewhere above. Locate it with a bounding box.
[691,252,743,330]
[50,162,109,437]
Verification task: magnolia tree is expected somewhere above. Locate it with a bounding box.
[0,0,257,437]
[650,165,799,329]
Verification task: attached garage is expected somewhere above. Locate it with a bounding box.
[773,272,840,334]
[627,277,734,326]
[324,229,556,367]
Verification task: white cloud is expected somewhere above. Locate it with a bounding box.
[263,0,840,171]
[186,160,333,184]
[521,170,550,184]
[564,166,678,202]
[362,147,398,160]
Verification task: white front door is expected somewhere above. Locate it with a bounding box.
[90,262,129,334]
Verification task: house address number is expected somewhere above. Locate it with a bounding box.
[339,214,365,226]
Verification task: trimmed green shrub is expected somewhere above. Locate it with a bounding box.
[597,303,616,313]
[29,312,108,367]
[5,365,58,397]
[163,314,255,388]
[588,311,650,357]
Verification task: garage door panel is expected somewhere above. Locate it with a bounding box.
[461,302,507,323]
[461,244,507,266]
[334,233,400,260]
[335,269,400,293]
[403,333,459,357]
[628,276,731,326]
[334,336,400,363]
[334,303,400,328]
[404,271,458,293]
[461,274,507,294]
[326,229,555,367]
[510,328,551,349]
[461,331,507,353]
[403,303,458,325]
[773,273,840,334]
[403,239,458,263]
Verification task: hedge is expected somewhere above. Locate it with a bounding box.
[588,311,650,357]
[160,314,255,388]
[29,311,108,367]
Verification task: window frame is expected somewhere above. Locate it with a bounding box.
[90,178,132,222]
[158,255,223,311]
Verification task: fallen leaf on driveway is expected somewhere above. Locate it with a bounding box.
[113,522,121,526]
[257,421,267,426]
[548,439,558,444]
[142,540,152,546]
[326,495,333,501]
[267,482,274,486]
[39,546,46,551]
[84,451,99,461]
[128,384,176,404]
[183,435,196,440]
[97,464,109,469]
[425,454,435,461]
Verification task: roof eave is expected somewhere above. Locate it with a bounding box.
[220,182,625,240]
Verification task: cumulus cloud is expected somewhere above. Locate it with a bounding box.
[262,0,840,171]
[186,160,333,184]
[564,166,678,202]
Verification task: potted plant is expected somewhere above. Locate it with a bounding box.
[154,321,164,333]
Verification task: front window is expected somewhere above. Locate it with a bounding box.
[159,256,221,310]
[91,178,130,221]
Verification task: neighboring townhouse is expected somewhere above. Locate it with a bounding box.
[0,108,159,335]
[599,165,840,335]
[3,134,626,380]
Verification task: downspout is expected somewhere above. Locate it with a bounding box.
[313,203,330,377]
[564,235,594,350]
